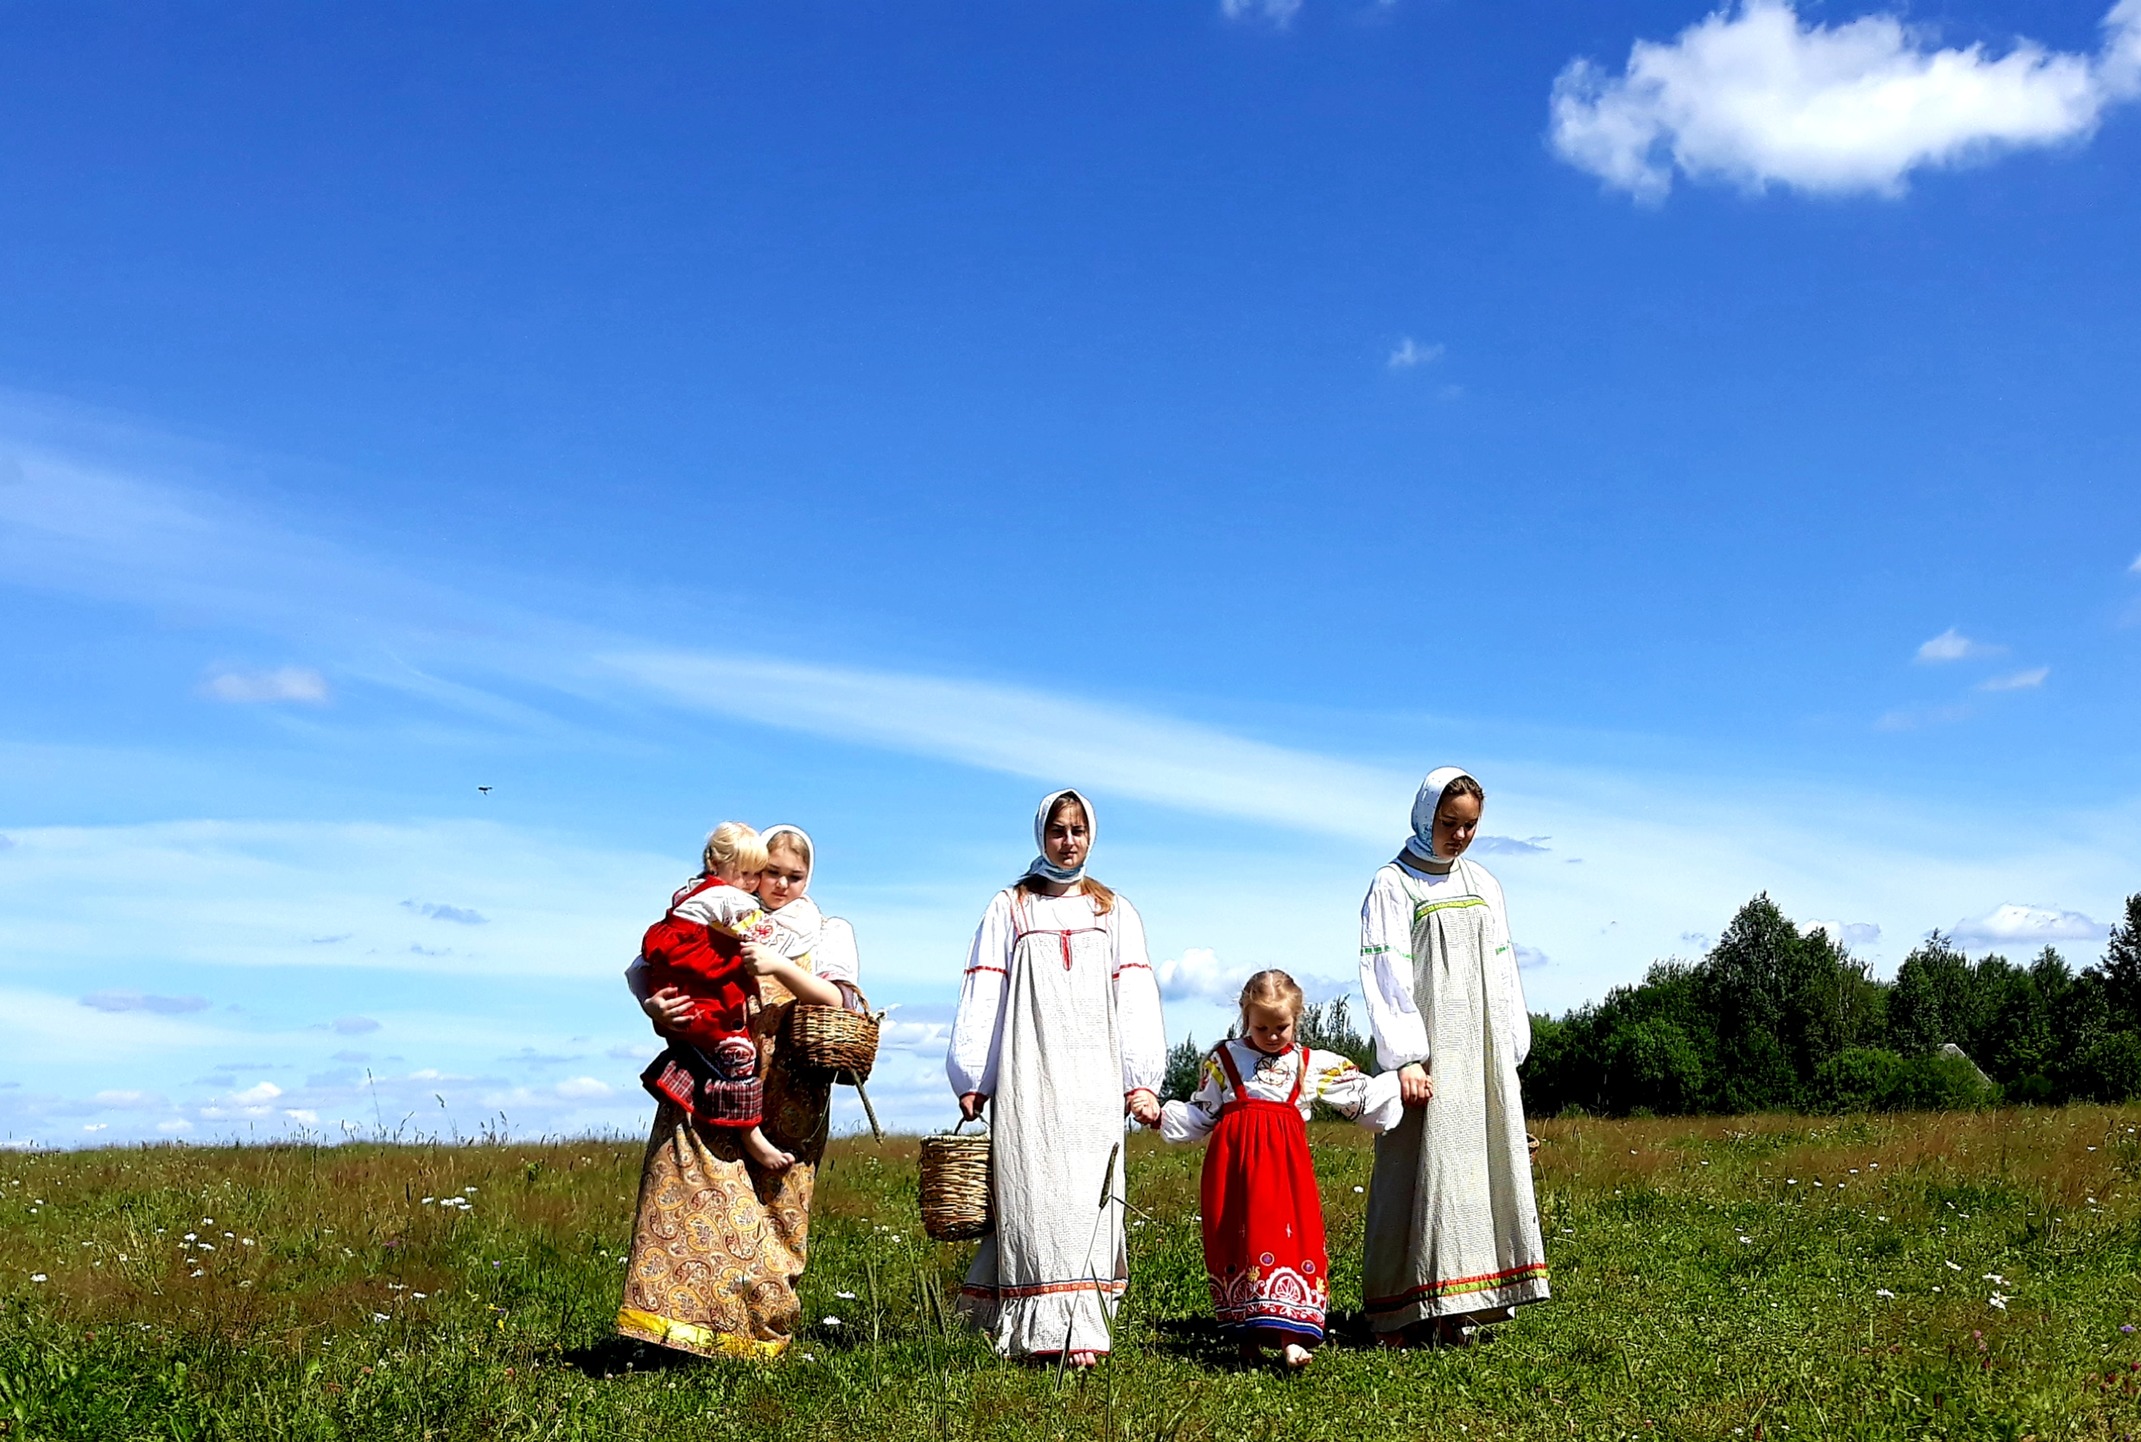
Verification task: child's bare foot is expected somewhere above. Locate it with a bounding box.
[1065,1350,1099,1369]
[1281,1342,1313,1370]
[741,1127,794,1171]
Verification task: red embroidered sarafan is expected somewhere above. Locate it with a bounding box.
[1199,1044,1331,1341]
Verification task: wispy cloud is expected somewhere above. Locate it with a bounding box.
[1387,337,1445,370]
[1874,702,1974,732]
[1915,627,2001,664]
[1475,835,1552,856]
[330,1016,381,1035]
[80,990,209,1015]
[201,666,330,704]
[1551,0,2141,201]
[2129,551,2141,574]
[1220,0,1303,28]
[1802,919,1881,949]
[401,900,488,925]
[1979,666,2050,692]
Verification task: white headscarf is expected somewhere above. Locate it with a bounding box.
[761,824,814,885]
[1405,766,1478,865]
[1025,788,1096,886]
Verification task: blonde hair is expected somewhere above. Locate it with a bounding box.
[1015,792,1115,914]
[702,821,769,878]
[1238,969,1306,1028]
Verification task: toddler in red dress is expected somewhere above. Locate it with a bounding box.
[1158,970,1401,1368]
[636,822,812,1171]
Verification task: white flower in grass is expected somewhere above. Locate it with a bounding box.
[1945,1261,1962,1272]
[372,1313,389,1323]
[822,1316,843,1327]
[1982,1273,2006,1285]
[1737,1236,1753,1245]
[835,1291,856,1300]
[412,1293,427,1301]
[1353,1186,1365,1194]
[1875,1289,1895,1298]
[1988,1294,2009,1311]
[29,1273,46,1283]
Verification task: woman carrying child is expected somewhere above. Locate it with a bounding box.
[1358,768,1549,1347]
[619,823,865,1359]
[947,789,1167,1366]
[1158,970,1401,1368]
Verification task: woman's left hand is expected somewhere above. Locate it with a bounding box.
[1124,1089,1160,1127]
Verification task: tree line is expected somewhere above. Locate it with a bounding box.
[1520,892,2141,1116]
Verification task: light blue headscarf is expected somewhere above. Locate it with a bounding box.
[1025,788,1096,885]
[1405,766,1477,865]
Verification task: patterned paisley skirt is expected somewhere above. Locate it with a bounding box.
[616,986,832,1358]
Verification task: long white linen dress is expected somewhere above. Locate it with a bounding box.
[946,886,1166,1357]
[1358,855,1550,1329]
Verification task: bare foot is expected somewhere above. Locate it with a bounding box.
[1065,1350,1100,1369]
[741,1127,794,1172]
[1281,1343,1313,1369]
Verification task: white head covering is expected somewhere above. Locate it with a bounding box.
[1025,788,1096,886]
[761,824,814,885]
[1405,766,1478,865]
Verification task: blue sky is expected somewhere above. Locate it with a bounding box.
[3,0,2139,1146]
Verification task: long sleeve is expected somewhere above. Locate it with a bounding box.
[1158,1051,1228,1144]
[813,916,865,1010]
[623,954,650,1002]
[946,892,1016,1098]
[1304,1048,1404,1134]
[1478,868,1532,1066]
[1109,898,1166,1096]
[673,884,791,952]
[1360,869,1431,1072]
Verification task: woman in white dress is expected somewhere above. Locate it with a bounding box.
[1358,767,1549,1345]
[947,789,1167,1366]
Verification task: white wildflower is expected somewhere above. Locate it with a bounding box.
[1988,1294,2009,1311]
[1875,1289,1895,1298]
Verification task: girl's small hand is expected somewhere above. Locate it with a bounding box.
[1398,1063,1434,1107]
[1125,1090,1161,1127]
[742,942,786,977]
[642,986,693,1034]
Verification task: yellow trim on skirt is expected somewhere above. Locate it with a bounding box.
[616,1306,789,1360]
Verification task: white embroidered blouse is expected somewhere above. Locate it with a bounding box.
[1358,855,1531,1073]
[1158,1039,1403,1143]
[945,887,1168,1101]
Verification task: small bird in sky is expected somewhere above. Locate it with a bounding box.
[476,786,492,795]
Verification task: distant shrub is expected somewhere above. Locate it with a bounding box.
[2067,1031,2141,1104]
[1887,1049,1999,1112]
[1806,1047,1908,1113]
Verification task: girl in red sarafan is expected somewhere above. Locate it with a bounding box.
[1158,970,1402,1368]
[636,821,811,1172]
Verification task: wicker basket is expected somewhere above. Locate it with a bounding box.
[784,993,882,1083]
[918,1120,992,1242]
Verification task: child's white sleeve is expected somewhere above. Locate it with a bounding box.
[674,886,778,946]
[1306,1048,1404,1133]
[1158,1053,1227,1144]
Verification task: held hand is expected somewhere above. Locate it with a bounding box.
[641,986,694,1035]
[1398,1063,1434,1107]
[958,1092,988,1123]
[742,942,786,977]
[1125,1089,1161,1127]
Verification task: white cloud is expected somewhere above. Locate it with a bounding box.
[1551,0,2141,201]
[201,666,329,704]
[230,1081,282,1105]
[1475,835,1552,856]
[1979,666,2050,692]
[332,1016,381,1034]
[2130,551,2141,573]
[1155,946,1244,1004]
[91,1089,163,1109]
[284,1108,319,1125]
[1949,902,2107,949]
[1221,0,1302,27]
[552,1077,611,1100]
[1387,337,1444,370]
[155,1118,191,1134]
[1915,627,2001,663]
[1514,943,1552,971]
[1802,919,1881,949]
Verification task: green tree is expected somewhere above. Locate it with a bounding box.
[2100,893,2141,1029]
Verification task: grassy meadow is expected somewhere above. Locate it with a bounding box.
[3,1107,2139,1441]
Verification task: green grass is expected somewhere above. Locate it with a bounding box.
[3,1106,2139,1440]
